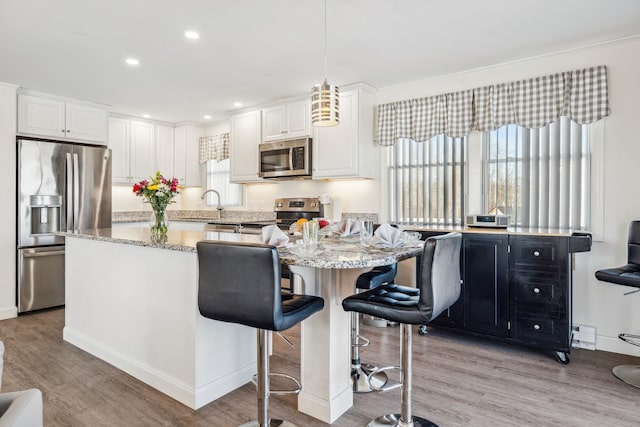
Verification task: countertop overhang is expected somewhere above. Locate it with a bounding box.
[60,227,423,269]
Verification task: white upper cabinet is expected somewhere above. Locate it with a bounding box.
[174,124,204,187]
[129,121,155,183]
[109,118,155,184]
[313,86,377,179]
[155,124,175,178]
[110,117,203,187]
[18,93,108,144]
[262,99,310,142]
[109,117,131,184]
[230,110,262,183]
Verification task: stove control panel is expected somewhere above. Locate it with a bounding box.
[274,197,320,212]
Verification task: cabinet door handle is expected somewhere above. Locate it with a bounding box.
[533,250,540,257]
[533,324,540,330]
[533,287,540,294]
[66,129,71,133]
[61,129,66,132]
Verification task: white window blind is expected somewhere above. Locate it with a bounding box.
[484,117,590,229]
[206,159,242,207]
[388,136,466,226]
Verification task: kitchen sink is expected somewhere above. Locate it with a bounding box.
[204,223,266,235]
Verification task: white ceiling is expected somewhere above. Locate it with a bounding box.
[1,0,639,124]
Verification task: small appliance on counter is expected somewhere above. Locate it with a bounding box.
[466,214,511,228]
[318,194,342,222]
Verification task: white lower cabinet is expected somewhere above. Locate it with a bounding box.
[312,86,377,179]
[230,110,262,183]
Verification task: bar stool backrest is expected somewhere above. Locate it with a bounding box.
[628,221,640,265]
[418,233,462,322]
[197,241,283,331]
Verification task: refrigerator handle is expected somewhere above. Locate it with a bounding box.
[73,153,80,230]
[66,153,73,231]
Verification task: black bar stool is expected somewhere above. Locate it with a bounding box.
[351,264,397,393]
[342,232,462,427]
[197,241,324,427]
[595,220,640,388]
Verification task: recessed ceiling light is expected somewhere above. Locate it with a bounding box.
[125,58,139,66]
[142,114,151,119]
[185,30,200,40]
[233,102,243,107]
[203,115,212,120]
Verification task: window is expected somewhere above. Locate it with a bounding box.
[206,159,242,207]
[483,117,591,229]
[387,135,467,226]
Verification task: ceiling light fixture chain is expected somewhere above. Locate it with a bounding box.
[311,0,339,127]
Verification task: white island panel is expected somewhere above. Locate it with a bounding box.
[63,237,255,409]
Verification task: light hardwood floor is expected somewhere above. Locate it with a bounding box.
[1,308,639,426]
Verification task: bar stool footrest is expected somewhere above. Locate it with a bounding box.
[251,372,302,395]
[368,365,402,392]
[619,333,640,347]
[355,335,370,347]
[367,413,438,427]
[240,420,298,427]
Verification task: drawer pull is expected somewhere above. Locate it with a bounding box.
[533,324,540,330]
[533,250,540,257]
[533,287,540,294]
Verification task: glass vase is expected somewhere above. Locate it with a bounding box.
[150,208,169,238]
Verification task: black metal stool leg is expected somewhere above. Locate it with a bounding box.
[367,324,437,427]
[352,311,388,393]
[240,329,296,427]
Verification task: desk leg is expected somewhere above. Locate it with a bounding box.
[289,265,370,424]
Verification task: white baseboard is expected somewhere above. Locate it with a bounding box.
[63,326,253,410]
[0,306,17,320]
[596,334,640,357]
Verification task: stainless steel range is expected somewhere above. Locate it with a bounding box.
[274,197,321,232]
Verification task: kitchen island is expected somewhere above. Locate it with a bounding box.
[62,226,422,423]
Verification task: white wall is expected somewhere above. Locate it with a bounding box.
[0,83,17,319]
[376,35,640,356]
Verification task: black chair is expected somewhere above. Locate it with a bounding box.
[343,232,462,427]
[595,220,640,389]
[351,264,397,393]
[197,241,324,427]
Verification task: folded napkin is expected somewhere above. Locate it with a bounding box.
[261,225,290,247]
[339,218,361,237]
[370,223,404,248]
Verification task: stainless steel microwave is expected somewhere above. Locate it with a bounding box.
[259,138,312,179]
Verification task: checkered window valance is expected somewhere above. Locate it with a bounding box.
[199,133,230,163]
[376,65,610,146]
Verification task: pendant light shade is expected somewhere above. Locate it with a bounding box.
[311,0,339,127]
[311,79,339,126]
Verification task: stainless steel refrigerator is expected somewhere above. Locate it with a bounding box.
[17,138,111,313]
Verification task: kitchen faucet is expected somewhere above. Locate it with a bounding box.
[201,189,223,211]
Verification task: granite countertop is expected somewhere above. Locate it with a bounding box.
[61,227,422,269]
[113,210,378,224]
[401,224,586,237]
[112,210,276,224]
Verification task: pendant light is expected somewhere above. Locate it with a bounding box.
[311,0,339,127]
